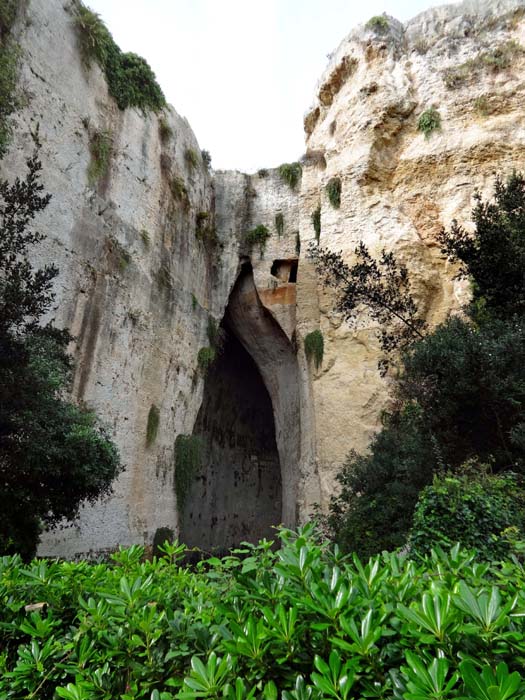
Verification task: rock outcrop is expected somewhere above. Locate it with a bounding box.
[2,0,524,555]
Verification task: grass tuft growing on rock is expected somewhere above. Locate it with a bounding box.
[146,404,160,447]
[278,162,302,190]
[87,129,112,186]
[326,177,341,208]
[304,329,324,369]
[170,174,189,206]
[246,224,271,256]
[197,346,216,373]
[417,107,441,138]
[185,147,199,170]
[158,115,173,143]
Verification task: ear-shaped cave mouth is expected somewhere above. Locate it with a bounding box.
[178,264,301,554]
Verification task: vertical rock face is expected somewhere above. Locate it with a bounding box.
[2,0,525,555]
[298,0,525,508]
[3,0,237,556]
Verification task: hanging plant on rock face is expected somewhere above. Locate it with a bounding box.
[245,224,271,256]
[304,329,324,369]
[326,177,341,208]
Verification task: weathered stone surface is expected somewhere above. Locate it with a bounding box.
[299,0,525,509]
[2,0,525,555]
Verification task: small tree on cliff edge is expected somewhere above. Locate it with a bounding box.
[0,148,121,559]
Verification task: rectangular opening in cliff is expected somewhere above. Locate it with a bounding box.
[271,258,298,283]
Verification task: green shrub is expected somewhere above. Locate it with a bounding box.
[191,293,198,311]
[366,14,389,33]
[439,171,525,320]
[245,224,271,255]
[417,107,441,138]
[185,147,199,170]
[87,129,112,185]
[140,229,150,247]
[158,115,173,143]
[278,162,302,190]
[3,527,525,699]
[304,329,324,369]
[72,1,166,112]
[409,470,525,560]
[146,404,160,446]
[311,205,321,241]
[326,177,341,208]
[257,167,269,178]
[174,434,203,509]
[197,346,216,372]
[275,212,284,236]
[201,149,212,169]
[72,1,112,67]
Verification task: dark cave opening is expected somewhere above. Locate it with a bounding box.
[179,322,282,553]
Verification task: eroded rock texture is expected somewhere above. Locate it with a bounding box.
[2,0,525,555]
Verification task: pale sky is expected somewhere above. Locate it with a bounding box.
[87,0,457,172]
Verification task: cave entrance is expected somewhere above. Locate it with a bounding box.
[179,321,282,553]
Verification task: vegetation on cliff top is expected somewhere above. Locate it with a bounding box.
[72,0,166,112]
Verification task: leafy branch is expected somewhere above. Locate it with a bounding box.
[308,241,426,373]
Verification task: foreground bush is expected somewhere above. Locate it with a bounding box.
[409,469,525,560]
[2,526,525,699]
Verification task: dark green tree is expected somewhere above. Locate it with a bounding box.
[0,151,121,559]
[439,172,525,321]
[321,174,525,557]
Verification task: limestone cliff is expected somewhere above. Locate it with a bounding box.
[2,0,525,555]
[300,0,525,507]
